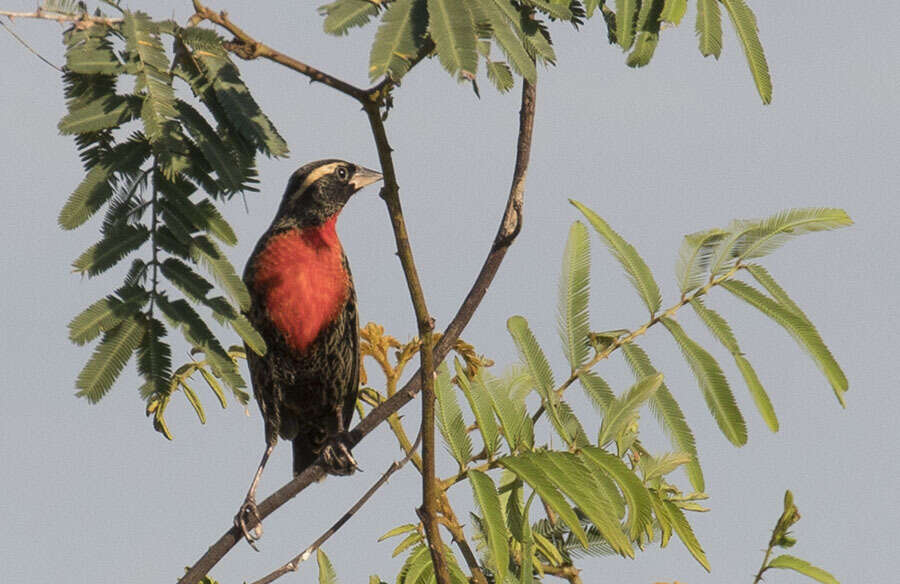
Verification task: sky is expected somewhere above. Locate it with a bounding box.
[1,1,898,583]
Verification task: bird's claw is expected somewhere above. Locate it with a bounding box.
[235,498,263,550]
[322,432,359,475]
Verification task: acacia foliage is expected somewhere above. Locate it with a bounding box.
[357,203,849,582]
[59,9,286,435]
[320,0,773,102]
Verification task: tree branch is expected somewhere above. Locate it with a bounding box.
[178,79,536,584]
[0,9,122,26]
[247,431,422,584]
[191,0,371,103]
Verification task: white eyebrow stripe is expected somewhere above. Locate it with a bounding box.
[297,162,341,196]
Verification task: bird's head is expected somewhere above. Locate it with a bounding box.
[273,159,382,227]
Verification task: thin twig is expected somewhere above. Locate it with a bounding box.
[532,262,746,424]
[0,18,62,71]
[248,431,423,584]
[190,0,370,102]
[178,79,537,584]
[0,9,121,26]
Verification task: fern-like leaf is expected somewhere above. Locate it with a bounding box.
[691,298,778,431]
[695,0,722,58]
[597,373,664,446]
[428,0,479,79]
[621,342,704,491]
[766,555,839,584]
[76,316,146,402]
[676,228,728,293]
[557,221,592,371]
[72,224,150,277]
[720,0,771,103]
[615,0,638,50]
[468,470,510,581]
[722,279,847,406]
[369,0,427,82]
[480,0,537,81]
[316,549,339,584]
[455,359,500,457]
[319,0,380,36]
[435,363,473,467]
[662,317,747,445]
[734,208,853,261]
[571,199,662,314]
[579,446,654,540]
[508,315,572,446]
[69,286,149,345]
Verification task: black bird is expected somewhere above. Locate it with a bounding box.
[236,159,382,544]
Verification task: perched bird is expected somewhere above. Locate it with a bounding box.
[236,159,382,544]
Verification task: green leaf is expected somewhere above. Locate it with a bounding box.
[399,544,431,584]
[721,280,848,406]
[597,373,664,447]
[662,499,710,570]
[319,0,380,36]
[767,555,839,584]
[720,0,772,103]
[734,208,853,262]
[615,0,638,50]
[691,298,778,431]
[557,221,591,370]
[193,51,289,158]
[173,100,246,194]
[499,455,588,547]
[161,257,214,302]
[58,95,140,135]
[190,235,251,310]
[428,0,479,79]
[69,287,149,345]
[72,225,150,277]
[180,380,207,423]
[507,315,571,446]
[469,470,510,581]
[58,138,151,230]
[660,0,687,24]
[157,295,244,391]
[76,316,146,402]
[662,317,747,446]
[198,366,228,408]
[621,342,704,491]
[456,359,500,457]
[480,0,537,81]
[639,451,693,481]
[484,369,531,451]
[369,0,427,82]
[137,316,172,399]
[579,446,654,540]
[627,0,664,67]
[486,60,514,92]
[316,548,339,584]
[538,452,633,557]
[676,228,728,293]
[571,199,662,314]
[578,371,615,412]
[391,532,422,557]
[695,0,722,58]
[379,523,419,541]
[435,363,473,467]
[123,12,179,146]
[64,26,122,74]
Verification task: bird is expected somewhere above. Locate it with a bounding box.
[235,159,382,545]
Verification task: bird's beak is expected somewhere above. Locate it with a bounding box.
[349,166,383,191]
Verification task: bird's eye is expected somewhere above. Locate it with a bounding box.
[336,166,349,181]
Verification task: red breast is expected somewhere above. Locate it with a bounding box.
[252,214,350,353]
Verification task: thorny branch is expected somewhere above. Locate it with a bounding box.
[248,431,423,584]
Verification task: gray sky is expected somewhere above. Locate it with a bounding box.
[1,1,897,583]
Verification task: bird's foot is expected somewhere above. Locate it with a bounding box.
[234,497,263,551]
[321,432,358,476]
